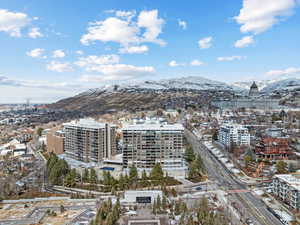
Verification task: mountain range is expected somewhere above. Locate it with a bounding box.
[49,76,300,114]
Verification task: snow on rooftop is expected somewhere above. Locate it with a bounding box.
[123,123,184,131]
[63,118,108,129]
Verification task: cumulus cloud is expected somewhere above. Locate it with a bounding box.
[234,36,254,48]
[0,9,31,37]
[80,64,155,82]
[137,10,165,46]
[75,54,120,68]
[52,49,66,58]
[47,61,73,72]
[28,27,43,38]
[80,9,165,53]
[26,48,46,58]
[198,37,212,49]
[235,0,298,34]
[190,60,204,66]
[81,17,139,46]
[178,19,187,30]
[119,45,148,54]
[266,67,300,76]
[217,56,246,61]
[115,10,136,21]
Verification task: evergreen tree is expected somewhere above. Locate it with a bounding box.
[90,168,97,184]
[151,164,164,180]
[83,168,90,183]
[141,170,148,180]
[157,195,161,208]
[118,174,125,190]
[162,195,167,210]
[129,164,138,180]
[185,145,195,163]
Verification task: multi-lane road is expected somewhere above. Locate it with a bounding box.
[186,130,283,225]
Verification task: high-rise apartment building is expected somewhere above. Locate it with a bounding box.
[122,123,185,169]
[63,118,116,163]
[218,123,250,147]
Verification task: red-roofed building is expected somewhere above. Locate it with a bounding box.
[254,137,293,160]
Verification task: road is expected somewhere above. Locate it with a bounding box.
[186,130,283,225]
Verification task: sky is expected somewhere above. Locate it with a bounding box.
[0,0,300,103]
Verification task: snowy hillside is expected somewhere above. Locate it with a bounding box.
[79,76,240,96]
[232,77,300,93]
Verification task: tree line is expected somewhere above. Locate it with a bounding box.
[46,153,180,192]
[185,144,206,182]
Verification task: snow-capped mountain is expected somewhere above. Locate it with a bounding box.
[262,78,300,93]
[80,76,241,96]
[232,77,300,93]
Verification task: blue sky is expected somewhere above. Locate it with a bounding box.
[0,0,299,103]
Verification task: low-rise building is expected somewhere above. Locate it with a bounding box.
[218,123,250,147]
[271,174,300,210]
[124,190,162,204]
[254,137,293,160]
[266,128,284,138]
[47,127,65,154]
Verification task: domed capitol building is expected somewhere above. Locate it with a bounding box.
[212,82,281,110]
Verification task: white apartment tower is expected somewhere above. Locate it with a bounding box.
[218,123,250,147]
[63,118,116,163]
[122,123,185,169]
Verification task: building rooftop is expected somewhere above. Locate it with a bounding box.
[122,123,184,131]
[63,118,109,129]
[275,174,300,191]
[220,123,248,130]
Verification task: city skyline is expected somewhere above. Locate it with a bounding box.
[0,0,300,103]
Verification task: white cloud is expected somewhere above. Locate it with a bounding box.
[137,10,165,46]
[52,49,66,58]
[198,37,212,49]
[217,56,246,61]
[266,67,300,76]
[28,27,43,38]
[234,36,254,48]
[178,19,187,30]
[76,50,84,55]
[81,9,165,53]
[119,45,148,54]
[0,9,31,37]
[80,64,155,82]
[75,54,120,68]
[235,0,298,34]
[115,10,136,21]
[47,61,73,72]
[26,48,46,58]
[80,17,139,46]
[168,60,184,67]
[190,60,204,66]
[0,75,81,89]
